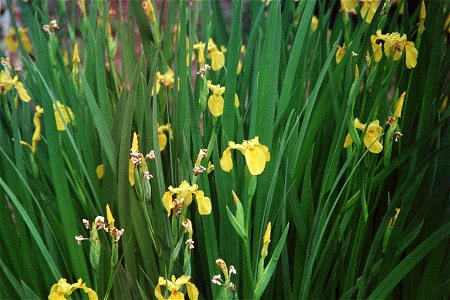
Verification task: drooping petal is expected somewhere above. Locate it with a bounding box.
[244,146,267,175]
[185,282,199,300]
[158,131,168,151]
[343,133,353,148]
[14,81,31,102]
[154,283,165,300]
[220,147,233,172]
[208,94,224,117]
[405,41,418,69]
[211,50,225,71]
[162,191,174,216]
[194,190,212,215]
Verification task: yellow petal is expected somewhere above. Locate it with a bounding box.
[234,93,240,108]
[168,291,185,300]
[73,43,80,63]
[185,282,199,300]
[54,101,75,131]
[162,191,174,216]
[96,164,104,179]
[4,28,19,53]
[208,94,224,117]
[363,121,383,154]
[394,91,406,119]
[14,81,31,102]
[343,133,353,148]
[439,96,448,113]
[174,275,191,286]
[244,146,267,175]
[311,15,318,32]
[340,0,357,11]
[131,132,139,151]
[106,204,115,228]
[194,190,212,215]
[336,45,345,64]
[154,283,165,300]
[129,160,135,186]
[211,50,225,71]
[220,147,233,172]
[158,132,168,151]
[405,41,418,69]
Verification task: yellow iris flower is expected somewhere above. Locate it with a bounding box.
[343,118,383,154]
[207,81,239,117]
[360,0,379,23]
[336,44,346,64]
[340,0,357,12]
[54,100,75,131]
[20,106,44,153]
[129,132,139,186]
[194,39,225,71]
[370,31,418,69]
[220,136,271,176]
[154,68,175,95]
[0,70,31,102]
[48,278,98,300]
[154,275,199,300]
[162,180,212,216]
[207,39,225,71]
[158,124,173,151]
[4,27,33,54]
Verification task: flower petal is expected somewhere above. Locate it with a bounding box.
[211,50,225,71]
[158,132,168,151]
[14,81,31,102]
[208,94,224,117]
[194,190,212,215]
[185,282,199,300]
[244,146,267,175]
[220,147,233,172]
[162,191,174,216]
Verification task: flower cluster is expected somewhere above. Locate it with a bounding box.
[343,118,384,154]
[129,132,156,186]
[48,278,97,300]
[162,180,212,216]
[370,30,418,69]
[75,205,124,244]
[193,148,208,176]
[220,136,270,176]
[193,38,225,71]
[154,68,175,95]
[4,27,33,54]
[340,0,380,23]
[0,70,31,102]
[154,275,199,300]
